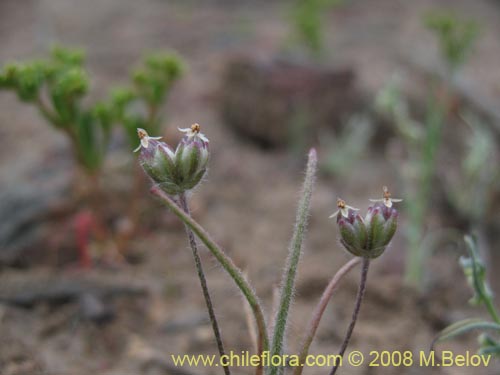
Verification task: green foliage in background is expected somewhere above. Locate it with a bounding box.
[0,46,184,176]
[0,46,112,173]
[111,52,184,148]
[320,114,374,177]
[433,235,500,356]
[445,113,500,224]
[289,0,342,59]
[391,10,494,289]
[424,10,479,75]
[375,77,446,288]
[376,74,498,290]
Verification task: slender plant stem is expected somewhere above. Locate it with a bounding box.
[36,95,59,125]
[269,149,317,375]
[293,257,362,375]
[178,193,230,375]
[150,186,269,375]
[465,235,500,324]
[485,298,500,325]
[116,163,145,254]
[329,257,370,375]
[84,171,109,243]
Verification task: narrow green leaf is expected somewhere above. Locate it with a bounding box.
[269,149,317,375]
[432,318,500,349]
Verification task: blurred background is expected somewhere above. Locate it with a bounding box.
[1,0,500,374]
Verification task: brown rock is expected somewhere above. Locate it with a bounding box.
[219,56,360,148]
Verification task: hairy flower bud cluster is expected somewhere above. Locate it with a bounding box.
[331,187,401,259]
[136,124,209,195]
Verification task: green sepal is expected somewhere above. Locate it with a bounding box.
[184,143,201,179]
[338,219,360,254]
[368,208,385,252]
[353,215,367,250]
[381,210,398,246]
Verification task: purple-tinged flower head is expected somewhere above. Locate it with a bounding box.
[175,123,209,188]
[135,124,210,195]
[330,198,365,257]
[135,128,176,192]
[330,187,401,259]
[367,186,400,251]
[363,203,398,258]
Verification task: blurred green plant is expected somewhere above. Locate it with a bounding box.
[444,113,500,225]
[320,114,374,177]
[432,235,500,356]
[424,10,480,77]
[289,0,342,59]
[0,47,184,178]
[111,52,184,149]
[375,77,446,287]
[0,46,113,175]
[376,76,499,289]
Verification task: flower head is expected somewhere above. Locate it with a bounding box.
[175,124,209,188]
[136,124,210,195]
[369,185,402,208]
[333,189,399,259]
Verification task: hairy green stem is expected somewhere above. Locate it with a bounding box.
[330,258,370,375]
[293,257,361,375]
[268,149,317,375]
[178,193,230,375]
[150,186,269,375]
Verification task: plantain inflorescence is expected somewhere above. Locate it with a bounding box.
[330,186,401,259]
[136,124,209,195]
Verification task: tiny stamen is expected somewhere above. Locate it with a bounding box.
[191,123,201,133]
[337,198,346,209]
[137,128,148,140]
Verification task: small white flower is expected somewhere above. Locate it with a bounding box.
[369,185,403,208]
[178,123,209,143]
[134,128,162,152]
[329,198,359,219]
